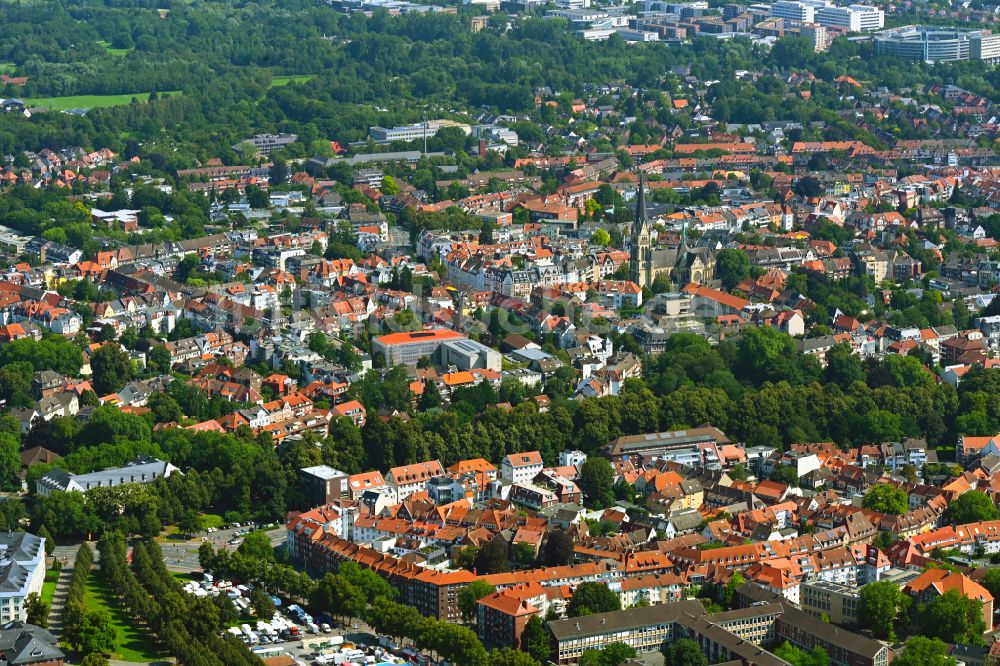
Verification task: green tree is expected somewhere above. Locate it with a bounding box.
[892,637,956,666]
[458,579,496,622]
[567,582,621,617]
[490,648,540,666]
[72,609,117,655]
[918,589,986,645]
[91,344,133,396]
[862,484,907,516]
[663,638,708,666]
[769,464,799,487]
[945,491,999,525]
[824,343,864,388]
[858,580,909,640]
[0,433,20,491]
[81,654,110,666]
[793,176,824,199]
[237,531,275,562]
[176,510,202,536]
[148,345,172,375]
[381,175,400,195]
[981,568,1000,601]
[419,380,443,410]
[716,248,751,291]
[522,614,550,663]
[24,592,49,627]
[246,185,269,209]
[474,536,509,574]
[774,642,830,666]
[590,229,611,246]
[250,587,276,618]
[579,457,615,509]
[541,529,575,567]
[580,642,637,666]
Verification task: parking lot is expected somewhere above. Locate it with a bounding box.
[160,524,285,573]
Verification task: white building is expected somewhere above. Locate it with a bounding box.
[559,450,587,467]
[0,533,46,624]
[770,1,815,23]
[501,451,544,484]
[35,457,180,497]
[368,120,471,144]
[386,461,445,501]
[814,4,883,32]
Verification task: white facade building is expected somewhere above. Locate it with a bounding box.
[501,451,544,484]
[814,4,883,31]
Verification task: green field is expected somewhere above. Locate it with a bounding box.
[270,74,314,87]
[0,63,14,74]
[96,40,130,57]
[85,576,167,662]
[26,91,180,111]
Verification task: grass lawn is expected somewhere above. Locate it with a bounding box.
[84,576,167,662]
[270,74,314,87]
[26,91,180,111]
[96,40,130,57]
[169,571,199,584]
[162,512,226,540]
[41,568,59,608]
[0,63,14,74]
[201,512,225,529]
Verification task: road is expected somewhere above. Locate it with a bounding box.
[160,526,286,574]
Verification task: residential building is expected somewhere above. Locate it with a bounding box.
[501,451,544,484]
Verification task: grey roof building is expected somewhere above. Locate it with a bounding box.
[0,534,45,626]
[0,621,64,664]
[35,456,180,497]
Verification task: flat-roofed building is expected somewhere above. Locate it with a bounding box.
[875,26,1000,64]
[440,338,502,372]
[299,465,349,505]
[800,579,860,626]
[373,328,467,366]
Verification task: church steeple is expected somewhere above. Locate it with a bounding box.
[631,172,651,286]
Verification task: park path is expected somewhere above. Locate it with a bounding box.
[46,550,77,638]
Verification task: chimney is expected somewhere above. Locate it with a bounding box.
[478,139,487,159]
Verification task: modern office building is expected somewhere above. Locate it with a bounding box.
[814,4,883,31]
[770,1,814,23]
[299,465,349,505]
[874,26,1000,64]
[233,133,298,156]
[368,119,471,144]
[440,338,502,372]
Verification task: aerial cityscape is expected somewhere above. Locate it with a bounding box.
[1,0,1000,665]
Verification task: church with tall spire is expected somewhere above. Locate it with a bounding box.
[628,171,717,289]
